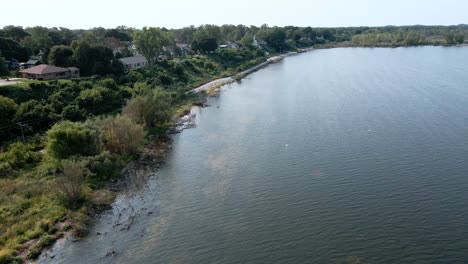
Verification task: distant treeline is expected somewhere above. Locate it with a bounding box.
[1,24,467,75]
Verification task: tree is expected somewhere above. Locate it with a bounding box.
[192,35,218,53]
[122,88,172,128]
[105,28,132,41]
[257,27,287,52]
[2,25,29,42]
[0,96,17,139]
[75,86,123,115]
[0,96,17,124]
[48,45,74,67]
[404,31,423,46]
[455,33,465,44]
[445,32,456,44]
[239,34,253,47]
[21,26,53,56]
[0,38,29,61]
[133,27,174,77]
[71,40,115,76]
[95,115,145,156]
[0,56,8,76]
[46,121,101,159]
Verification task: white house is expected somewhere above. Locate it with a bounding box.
[119,55,148,70]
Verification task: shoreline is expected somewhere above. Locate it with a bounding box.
[191,51,304,95]
[35,49,306,263]
[34,44,467,262]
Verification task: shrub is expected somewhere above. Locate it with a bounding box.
[85,151,123,183]
[99,78,118,90]
[0,96,17,125]
[56,160,89,209]
[75,86,122,116]
[95,115,145,156]
[46,121,101,160]
[0,142,41,171]
[15,100,53,131]
[0,249,17,264]
[122,89,173,128]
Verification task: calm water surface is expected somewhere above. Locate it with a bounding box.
[41,47,468,264]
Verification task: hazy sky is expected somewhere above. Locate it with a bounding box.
[1,0,467,29]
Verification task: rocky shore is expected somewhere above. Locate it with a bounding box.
[191,51,304,95]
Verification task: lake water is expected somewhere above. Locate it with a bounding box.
[41,47,468,264]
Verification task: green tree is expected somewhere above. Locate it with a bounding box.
[0,55,8,76]
[0,96,17,139]
[239,34,254,47]
[46,121,101,159]
[258,27,287,52]
[0,96,17,124]
[22,26,53,57]
[192,35,218,53]
[48,45,74,67]
[0,37,29,61]
[71,40,114,76]
[2,25,29,42]
[95,115,145,156]
[75,86,123,115]
[455,33,465,44]
[445,32,456,44]
[122,88,172,128]
[133,27,174,76]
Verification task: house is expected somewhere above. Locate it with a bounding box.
[119,55,147,70]
[253,35,267,47]
[22,59,42,69]
[105,37,128,56]
[19,64,80,80]
[219,41,240,50]
[176,43,192,56]
[6,59,20,70]
[227,41,240,49]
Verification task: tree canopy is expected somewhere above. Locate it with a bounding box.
[133,27,174,76]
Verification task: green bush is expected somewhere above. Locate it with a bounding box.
[95,115,146,156]
[122,89,173,128]
[46,121,101,160]
[0,142,41,174]
[85,151,123,183]
[75,86,122,116]
[57,160,90,209]
[0,96,17,124]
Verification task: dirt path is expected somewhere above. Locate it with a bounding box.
[0,78,25,86]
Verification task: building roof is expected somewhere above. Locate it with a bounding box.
[19,64,70,75]
[26,59,41,65]
[119,55,147,65]
[67,67,80,71]
[176,43,189,48]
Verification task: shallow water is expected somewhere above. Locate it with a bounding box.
[41,47,468,264]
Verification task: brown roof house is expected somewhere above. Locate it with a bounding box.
[19,65,80,80]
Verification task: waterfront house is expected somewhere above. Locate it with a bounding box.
[119,55,148,70]
[176,43,192,56]
[19,64,80,80]
[22,59,42,69]
[6,58,20,70]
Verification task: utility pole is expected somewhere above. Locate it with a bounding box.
[18,122,26,143]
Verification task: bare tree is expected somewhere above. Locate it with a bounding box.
[57,160,89,209]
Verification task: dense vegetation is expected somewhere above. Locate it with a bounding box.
[0,23,467,263]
